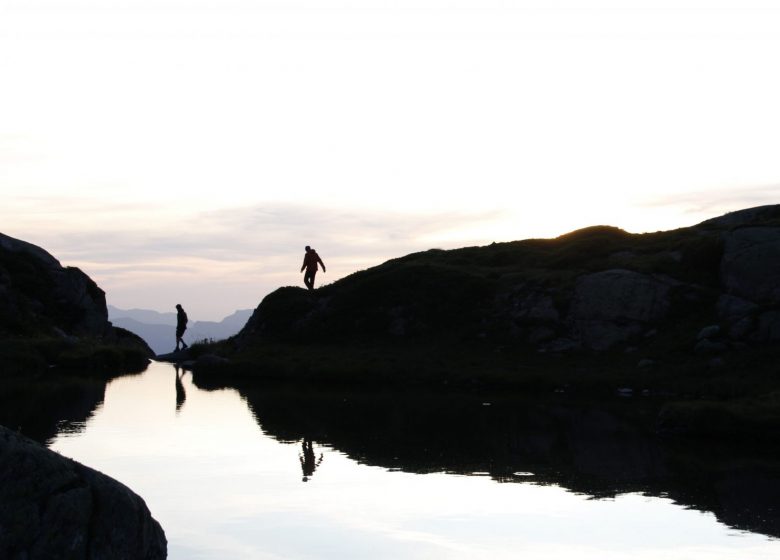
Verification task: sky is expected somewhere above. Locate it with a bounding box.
[2,0,780,320]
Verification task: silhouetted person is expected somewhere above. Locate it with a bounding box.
[301,246,326,291]
[175,303,189,351]
[299,437,323,482]
[174,365,186,413]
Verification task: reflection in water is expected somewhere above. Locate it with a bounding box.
[0,373,109,443]
[174,365,186,413]
[299,437,324,482]
[6,362,779,560]
[202,378,780,540]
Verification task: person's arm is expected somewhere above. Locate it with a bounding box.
[318,255,326,272]
[301,256,306,272]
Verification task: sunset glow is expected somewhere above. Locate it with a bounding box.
[3,1,780,318]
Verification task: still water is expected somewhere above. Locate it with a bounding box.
[43,362,779,559]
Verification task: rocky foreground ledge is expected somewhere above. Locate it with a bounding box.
[0,425,166,559]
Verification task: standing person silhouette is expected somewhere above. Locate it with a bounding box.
[175,304,189,351]
[301,246,326,291]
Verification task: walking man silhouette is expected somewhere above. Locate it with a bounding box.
[175,303,189,351]
[301,246,326,290]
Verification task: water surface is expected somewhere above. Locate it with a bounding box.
[39,362,780,559]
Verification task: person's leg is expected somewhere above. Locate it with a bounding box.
[176,328,187,350]
[304,270,315,290]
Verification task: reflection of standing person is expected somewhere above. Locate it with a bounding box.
[299,437,323,482]
[174,365,186,413]
[175,304,189,351]
[300,246,326,291]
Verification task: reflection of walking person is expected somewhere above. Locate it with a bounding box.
[301,246,326,291]
[175,304,189,351]
[299,438,323,482]
[174,365,186,413]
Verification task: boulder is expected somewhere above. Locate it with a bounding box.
[720,227,780,305]
[717,294,758,324]
[569,270,673,350]
[694,338,728,355]
[755,310,780,342]
[574,319,643,352]
[0,232,108,336]
[0,425,166,559]
[728,316,755,340]
[571,270,672,324]
[508,290,560,323]
[697,325,721,340]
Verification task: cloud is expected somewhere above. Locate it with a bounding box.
[639,184,780,217]
[43,203,504,265]
[4,203,504,319]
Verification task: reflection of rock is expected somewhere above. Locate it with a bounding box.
[204,380,780,539]
[0,375,108,443]
[0,425,166,559]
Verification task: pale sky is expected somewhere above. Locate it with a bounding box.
[2,0,780,319]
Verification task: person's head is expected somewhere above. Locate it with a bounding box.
[305,245,311,252]
[176,304,182,310]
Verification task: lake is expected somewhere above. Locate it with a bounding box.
[16,361,780,559]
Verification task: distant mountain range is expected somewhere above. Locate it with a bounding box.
[108,305,252,355]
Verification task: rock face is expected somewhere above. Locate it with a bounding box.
[568,269,673,350]
[720,226,780,305]
[0,232,153,367]
[0,425,166,559]
[0,233,109,336]
[237,205,780,355]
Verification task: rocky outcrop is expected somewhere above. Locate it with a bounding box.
[0,425,166,559]
[233,205,780,359]
[568,269,673,350]
[0,232,153,372]
[0,233,109,336]
[720,226,780,305]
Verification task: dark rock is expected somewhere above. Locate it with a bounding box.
[526,326,556,345]
[708,357,726,369]
[196,354,229,367]
[573,319,643,351]
[728,316,755,340]
[696,325,721,340]
[0,232,153,365]
[694,338,728,355]
[700,204,780,228]
[569,269,673,350]
[755,310,780,342]
[0,425,166,559]
[721,226,780,305]
[717,294,758,323]
[0,232,108,336]
[507,290,560,323]
[571,269,673,323]
[154,348,192,363]
[542,338,581,353]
